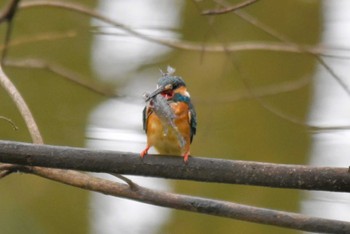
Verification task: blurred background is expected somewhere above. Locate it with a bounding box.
[0,0,349,233]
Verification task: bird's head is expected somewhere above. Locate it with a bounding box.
[146,67,188,101]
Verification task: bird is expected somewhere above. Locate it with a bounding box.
[140,67,197,162]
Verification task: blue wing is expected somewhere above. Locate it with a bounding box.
[188,101,197,143]
[142,105,151,133]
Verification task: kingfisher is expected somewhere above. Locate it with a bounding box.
[140,67,197,162]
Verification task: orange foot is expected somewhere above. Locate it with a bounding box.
[183,150,190,163]
[140,145,150,158]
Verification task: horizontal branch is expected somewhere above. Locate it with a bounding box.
[24,166,350,233]
[0,140,349,192]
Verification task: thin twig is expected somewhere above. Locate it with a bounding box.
[202,0,259,15]
[0,0,21,64]
[5,58,117,97]
[0,31,77,51]
[0,115,18,130]
[221,0,350,96]
[0,64,43,144]
[213,75,311,103]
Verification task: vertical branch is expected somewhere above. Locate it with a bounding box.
[0,65,43,144]
[0,0,21,64]
[0,0,21,24]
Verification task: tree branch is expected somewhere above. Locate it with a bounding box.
[0,0,21,63]
[215,0,350,97]
[18,0,343,57]
[0,140,349,192]
[5,58,117,97]
[1,2,349,232]
[0,65,43,144]
[0,30,77,51]
[0,164,347,233]
[0,0,20,24]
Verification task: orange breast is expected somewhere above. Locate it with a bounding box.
[146,102,191,155]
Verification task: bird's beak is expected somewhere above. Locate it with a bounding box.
[145,86,165,102]
[145,84,172,102]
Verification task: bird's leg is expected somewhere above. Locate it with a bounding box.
[140,145,151,158]
[183,149,190,163]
